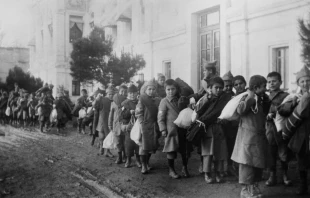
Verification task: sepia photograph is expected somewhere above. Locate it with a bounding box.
[0,0,310,197]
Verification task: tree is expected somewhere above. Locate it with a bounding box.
[298,17,310,67]
[6,66,44,92]
[70,26,146,86]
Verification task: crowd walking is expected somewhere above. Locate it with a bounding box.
[0,61,310,198]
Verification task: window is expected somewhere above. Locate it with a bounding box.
[163,61,171,79]
[70,16,83,43]
[272,47,289,89]
[72,81,80,96]
[199,8,220,82]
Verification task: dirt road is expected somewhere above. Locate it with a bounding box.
[0,124,308,198]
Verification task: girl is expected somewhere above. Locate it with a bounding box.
[0,91,8,125]
[198,77,231,183]
[135,80,161,174]
[158,79,191,179]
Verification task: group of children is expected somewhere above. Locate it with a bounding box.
[1,64,309,198]
[86,61,310,198]
[0,82,73,135]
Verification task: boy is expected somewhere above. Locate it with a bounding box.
[0,91,8,124]
[233,75,247,96]
[54,92,71,135]
[109,85,127,163]
[231,75,270,198]
[222,71,235,96]
[36,97,52,133]
[120,85,141,168]
[156,73,166,98]
[28,92,38,128]
[135,80,161,174]
[72,89,88,133]
[265,72,291,187]
[278,66,310,195]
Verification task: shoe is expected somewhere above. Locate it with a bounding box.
[250,183,263,198]
[282,173,292,186]
[265,171,277,186]
[240,185,250,198]
[147,164,152,171]
[136,160,142,168]
[141,165,148,174]
[81,129,86,134]
[182,166,190,178]
[215,172,224,183]
[204,173,214,184]
[91,138,95,146]
[169,170,180,179]
[125,158,131,168]
[115,152,123,164]
[99,148,104,155]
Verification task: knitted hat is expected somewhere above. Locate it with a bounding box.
[296,66,310,82]
[202,59,217,70]
[222,71,234,81]
[157,73,165,80]
[128,85,138,93]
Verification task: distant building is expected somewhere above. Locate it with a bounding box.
[29,0,310,94]
[0,47,29,82]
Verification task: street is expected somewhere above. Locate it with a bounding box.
[0,123,308,198]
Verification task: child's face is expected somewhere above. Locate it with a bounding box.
[119,88,127,96]
[81,91,87,97]
[127,92,138,100]
[106,92,113,100]
[234,80,246,93]
[211,83,223,96]
[298,76,310,93]
[254,83,267,96]
[203,68,213,78]
[145,86,156,97]
[223,81,233,93]
[158,78,165,86]
[267,76,282,92]
[165,85,177,98]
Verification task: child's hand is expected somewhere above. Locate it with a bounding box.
[266,113,274,121]
[189,97,196,104]
[161,130,167,137]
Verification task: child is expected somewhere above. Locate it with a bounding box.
[156,73,166,98]
[265,72,291,187]
[36,97,52,133]
[120,85,141,168]
[93,88,114,157]
[197,77,231,183]
[158,79,191,179]
[73,89,88,133]
[28,93,38,128]
[222,71,235,96]
[18,92,29,129]
[278,67,310,195]
[233,75,247,95]
[231,75,270,198]
[54,92,71,135]
[135,80,161,174]
[0,91,8,125]
[109,85,128,163]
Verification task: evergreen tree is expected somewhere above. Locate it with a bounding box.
[70,26,146,86]
[298,17,310,67]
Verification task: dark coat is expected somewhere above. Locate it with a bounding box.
[135,94,161,151]
[278,92,310,154]
[108,94,126,135]
[54,97,71,120]
[231,94,271,168]
[199,93,231,160]
[156,84,166,98]
[95,97,112,135]
[158,96,180,153]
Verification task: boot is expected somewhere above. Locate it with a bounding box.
[296,171,308,195]
[215,171,224,183]
[81,125,86,134]
[240,185,250,198]
[135,154,142,168]
[168,159,180,179]
[40,122,44,133]
[140,155,148,174]
[265,171,277,186]
[99,148,104,155]
[281,161,292,186]
[181,155,190,177]
[125,157,131,168]
[204,172,214,184]
[147,154,152,171]
[199,156,203,174]
[106,149,114,158]
[115,152,123,164]
[91,136,95,146]
[248,183,263,198]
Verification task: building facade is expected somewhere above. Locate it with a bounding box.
[0,47,29,82]
[29,0,310,95]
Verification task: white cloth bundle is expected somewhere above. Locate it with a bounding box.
[130,120,142,146]
[218,92,248,121]
[102,132,117,149]
[174,107,194,129]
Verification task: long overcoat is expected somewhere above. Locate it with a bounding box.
[231,94,271,169]
[108,94,126,135]
[158,96,180,153]
[94,97,112,136]
[135,94,161,151]
[199,93,231,160]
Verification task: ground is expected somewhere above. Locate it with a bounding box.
[0,123,309,198]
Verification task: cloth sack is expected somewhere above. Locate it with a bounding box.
[174,107,193,129]
[5,106,11,116]
[78,107,87,119]
[218,92,248,120]
[102,132,117,149]
[50,108,58,123]
[130,119,142,146]
[186,120,208,147]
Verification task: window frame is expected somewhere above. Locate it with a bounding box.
[162,60,172,79]
[72,80,81,96]
[69,15,84,43]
